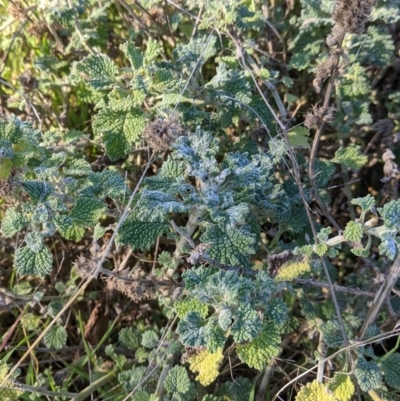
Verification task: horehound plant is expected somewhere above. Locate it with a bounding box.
[0,0,400,400]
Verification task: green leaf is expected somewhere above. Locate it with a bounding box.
[117,215,169,251]
[266,298,288,326]
[287,127,310,149]
[14,246,53,277]
[344,221,363,242]
[0,361,24,400]
[69,197,105,227]
[236,323,281,369]
[119,327,141,351]
[144,38,162,63]
[22,180,52,202]
[333,144,367,170]
[164,366,191,395]
[378,231,398,260]
[354,357,382,392]
[378,199,400,231]
[93,223,107,239]
[314,243,328,256]
[47,300,64,318]
[320,320,345,348]
[328,373,355,401]
[275,257,311,281]
[93,108,146,160]
[64,159,92,177]
[216,377,252,401]
[141,330,159,349]
[351,195,375,220]
[381,353,400,389]
[204,322,226,353]
[176,311,207,348]
[25,232,44,253]
[75,55,118,89]
[1,207,29,237]
[231,304,262,343]
[120,42,143,70]
[175,297,209,319]
[43,324,68,350]
[295,380,336,401]
[201,223,257,268]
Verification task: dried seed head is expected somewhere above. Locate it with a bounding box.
[110,268,155,302]
[304,105,335,130]
[332,0,376,35]
[19,72,39,91]
[143,115,185,153]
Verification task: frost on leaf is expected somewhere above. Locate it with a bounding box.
[344,221,363,242]
[70,197,105,227]
[43,324,67,350]
[117,212,169,251]
[25,232,44,253]
[176,311,207,348]
[164,366,191,395]
[201,223,257,268]
[75,55,118,89]
[64,159,92,177]
[204,322,226,353]
[187,348,223,386]
[14,246,53,277]
[381,353,400,389]
[275,257,311,281]
[265,298,288,326]
[174,35,217,74]
[1,207,28,237]
[354,357,382,392]
[236,323,280,370]
[295,380,336,401]
[93,108,146,160]
[328,373,355,401]
[22,180,52,202]
[378,231,398,260]
[332,144,368,170]
[378,199,400,231]
[231,304,262,343]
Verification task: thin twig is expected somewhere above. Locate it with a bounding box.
[66,0,97,55]
[358,253,400,339]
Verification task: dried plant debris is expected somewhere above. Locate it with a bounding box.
[143,115,186,153]
[332,0,377,35]
[73,255,96,279]
[108,267,178,302]
[304,105,336,130]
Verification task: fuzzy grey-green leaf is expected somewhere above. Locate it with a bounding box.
[14,246,53,277]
